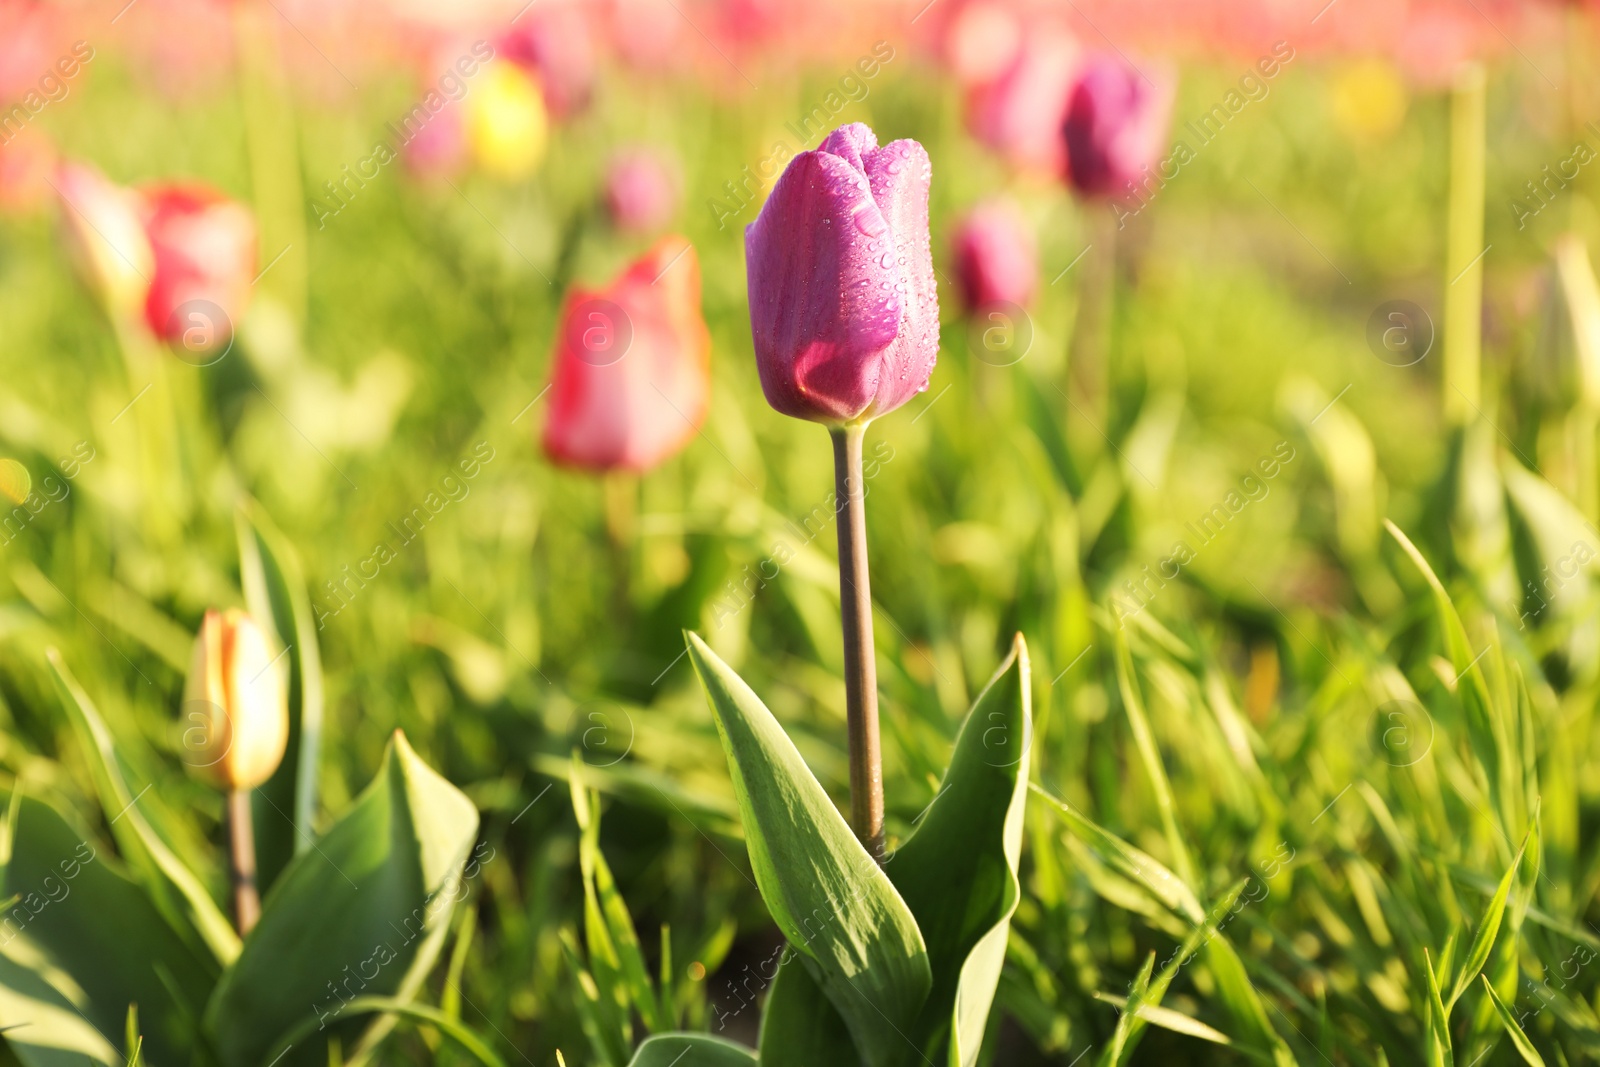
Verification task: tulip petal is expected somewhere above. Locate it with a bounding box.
[861,137,938,418]
[817,121,876,172]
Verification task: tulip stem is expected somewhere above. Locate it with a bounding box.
[227,789,261,936]
[603,473,636,619]
[831,423,884,862]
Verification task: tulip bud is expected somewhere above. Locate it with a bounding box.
[602,147,679,234]
[182,609,288,791]
[1061,53,1175,198]
[54,162,154,321]
[745,123,939,426]
[467,62,549,180]
[542,235,711,471]
[139,184,257,358]
[951,199,1037,312]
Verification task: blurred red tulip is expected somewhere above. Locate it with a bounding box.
[951,199,1036,312]
[54,162,153,321]
[543,236,711,472]
[1062,53,1174,198]
[498,4,597,120]
[139,185,257,356]
[603,148,680,234]
[965,20,1079,176]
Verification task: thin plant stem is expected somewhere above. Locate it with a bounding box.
[831,422,884,861]
[1066,207,1117,429]
[111,317,186,544]
[603,472,636,620]
[228,788,261,936]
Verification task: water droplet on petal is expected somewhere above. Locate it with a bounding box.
[854,206,887,238]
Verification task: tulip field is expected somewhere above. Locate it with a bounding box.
[5,0,1600,1063]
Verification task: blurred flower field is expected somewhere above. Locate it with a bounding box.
[1,0,1600,1063]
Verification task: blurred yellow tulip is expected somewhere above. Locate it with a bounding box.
[1331,59,1408,144]
[467,62,549,180]
[183,608,288,792]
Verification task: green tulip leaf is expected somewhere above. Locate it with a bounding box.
[0,794,215,1067]
[756,954,860,1067]
[570,762,669,1038]
[46,649,240,967]
[685,632,930,1067]
[236,501,326,893]
[885,634,1031,1067]
[626,1033,757,1067]
[202,730,478,1067]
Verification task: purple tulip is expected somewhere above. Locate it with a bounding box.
[745,123,939,425]
[1062,53,1174,198]
[951,199,1036,311]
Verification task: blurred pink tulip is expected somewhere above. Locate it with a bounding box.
[1392,3,1483,89]
[0,4,66,103]
[943,0,1023,89]
[0,127,54,214]
[603,148,680,234]
[139,185,257,355]
[498,4,596,120]
[543,236,711,472]
[745,123,939,426]
[951,199,1036,311]
[54,162,153,321]
[403,99,468,178]
[606,0,685,72]
[1062,53,1174,198]
[965,21,1079,176]
[713,0,784,50]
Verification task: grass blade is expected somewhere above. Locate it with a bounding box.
[1480,976,1546,1066]
[1448,823,1532,1009]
